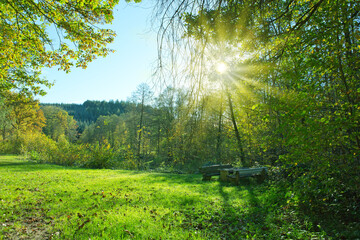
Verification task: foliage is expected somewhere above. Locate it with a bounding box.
[80,142,116,169]
[80,114,122,147]
[0,92,45,155]
[41,100,133,127]
[0,140,17,154]
[0,98,13,141]
[1,126,111,169]
[0,0,119,98]
[41,106,77,142]
[151,0,360,232]
[3,92,46,134]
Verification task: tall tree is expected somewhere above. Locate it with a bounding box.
[0,98,13,140]
[130,83,153,159]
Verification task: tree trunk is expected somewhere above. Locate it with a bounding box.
[216,99,223,161]
[226,91,246,166]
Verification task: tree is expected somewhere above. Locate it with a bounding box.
[0,98,13,140]
[41,106,77,142]
[0,0,120,98]
[2,92,45,137]
[80,114,123,147]
[130,83,153,159]
[154,87,187,164]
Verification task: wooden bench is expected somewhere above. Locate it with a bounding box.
[199,164,233,181]
[220,167,268,184]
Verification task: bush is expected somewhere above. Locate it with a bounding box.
[28,150,41,162]
[81,143,116,169]
[19,131,57,163]
[0,140,17,154]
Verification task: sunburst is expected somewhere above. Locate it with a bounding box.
[216,62,228,74]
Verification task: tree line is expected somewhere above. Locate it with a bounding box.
[0,83,250,171]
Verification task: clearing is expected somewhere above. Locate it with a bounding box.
[0,155,325,239]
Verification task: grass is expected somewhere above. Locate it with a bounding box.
[0,155,328,239]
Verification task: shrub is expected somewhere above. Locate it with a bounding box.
[0,140,17,154]
[19,131,57,163]
[81,143,116,169]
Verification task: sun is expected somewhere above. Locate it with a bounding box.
[216,62,228,74]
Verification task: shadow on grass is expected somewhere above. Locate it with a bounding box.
[0,157,40,169]
[142,172,202,185]
[216,179,270,236]
[143,172,271,238]
[0,158,76,172]
[0,161,36,167]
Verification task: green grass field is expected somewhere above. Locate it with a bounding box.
[0,155,326,239]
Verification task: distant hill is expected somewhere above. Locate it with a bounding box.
[41,100,135,132]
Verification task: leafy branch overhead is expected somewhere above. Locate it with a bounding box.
[0,0,120,97]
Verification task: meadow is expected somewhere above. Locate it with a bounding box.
[0,155,328,239]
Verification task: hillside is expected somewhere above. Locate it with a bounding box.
[41,100,133,123]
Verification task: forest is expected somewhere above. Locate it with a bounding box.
[0,0,359,239]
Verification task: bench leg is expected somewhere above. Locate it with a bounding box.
[220,171,228,182]
[255,169,267,183]
[234,171,240,185]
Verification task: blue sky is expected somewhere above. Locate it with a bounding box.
[39,1,157,104]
